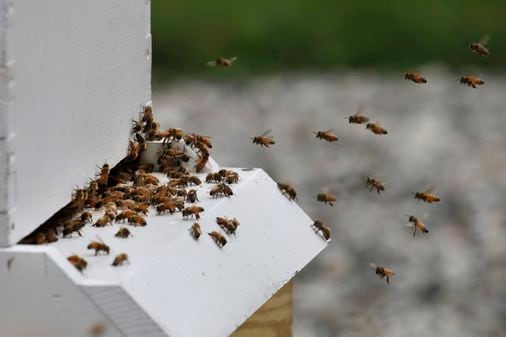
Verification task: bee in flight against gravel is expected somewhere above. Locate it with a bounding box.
[364,177,385,194]
[369,263,395,284]
[313,129,338,142]
[311,220,331,241]
[459,76,485,89]
[414,187,440,203]
[366,122,388,135]
[206,56,237,68]
[404,215,429,237]
[316,189,337,206]
[404,72,427,84]
[469,34,490,57]
[251,129,275,148]
[347,107,370,124]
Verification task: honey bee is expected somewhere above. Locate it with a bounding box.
[132,119,143,133]
[115,210,138,223]
[34,232,47,245]
[156,200,183,215]
[220,169,239,184]
[459,76,485,88]
[127,140,141,160]
[251,129,275,148]
[45,228,58,243]
[96,163,110,187]
[112,253,129,266]
[186,189,199,203]
[206,172,222,183]
[62,219,85,237]
[317,190,337,206]
[209,183,234,198]
[366,122,388,135]
[190,223,202,240]
[67,255,88,272]
[364,177,385,194]
[206,56,237,68]
[157,128,185,141]
[195,153,209,173]
[81,211,93,224]
[404,72,427,84]
[133,203,150,215]
[347,107,370,124]
[414,187,440,203]
[369,263,395,284]
[277,181,297,201]
[185,133,213,148]
[469,34,490,57]
[313,129,338,142]
[208,231,227,247]
[311,220,331,241]
[87,238,110,255]
[182,206,205,220]
[216,216,239,235]
[115,227,132,238]
[70,188,88,211]
[92,214,112,227]
[404,215,429,237]
[128,215,147,227]
[145,174,160,186]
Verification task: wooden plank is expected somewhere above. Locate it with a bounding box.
[0,0,151,246]
[231,281,293,337]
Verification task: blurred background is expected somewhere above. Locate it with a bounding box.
[151,1,506,337]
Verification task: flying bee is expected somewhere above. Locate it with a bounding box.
[87,238,110,255]
[404,215,429,237]
[206,56,237,68]
[313,129,338,142]
[115,227,132,238]
[186,189,199,203]
[182,206,205,220]
[190,223,202,240]
[369,263,395,284]
[404,72,427,84]
[112,253,129,266]
[459,76,485,88]
[347,107,370,124]
[209,183,234,198]
[277,181,297,201]
[469,34,490,57]
[364,177,385,194]
[251,129,275,148]
[311,220,331,241]
[81,211,93,224]
[316,189,337,206]
[128,215,147,227]
[208,231,227,248]
[366,122,388,135]
[67,255,88,272]
[414,187,440,203]
[92,214,112,228]
[96,163,110,187]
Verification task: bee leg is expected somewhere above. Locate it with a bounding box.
[329,202,334,206]
[386,277,390,284]
[413,227,417,237]
[77,231,82,237]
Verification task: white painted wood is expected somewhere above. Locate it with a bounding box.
[31,168,328,337]
[0,246,125,337]
[0,0,151,246]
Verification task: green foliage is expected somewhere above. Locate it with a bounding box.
[151,0,506,78]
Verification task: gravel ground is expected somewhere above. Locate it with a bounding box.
[153,68,506,337]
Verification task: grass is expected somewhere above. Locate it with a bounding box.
[151,0,506,80]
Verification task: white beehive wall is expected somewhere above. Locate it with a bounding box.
[0,0,151,246]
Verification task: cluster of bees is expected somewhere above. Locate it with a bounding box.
[21,106,248,273]
[214,35,491,284]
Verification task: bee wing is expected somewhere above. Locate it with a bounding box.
[261,129,272,137]
[354,106,365,116]
[95,235,105,244]
[369,262,378,270]
[404,222,415,228]
[384,268,396,276]
[424,186,436,194]
[228,56,238,63]
[206,60,217,67]
[323,129,333,133]
[479,34,490,46]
